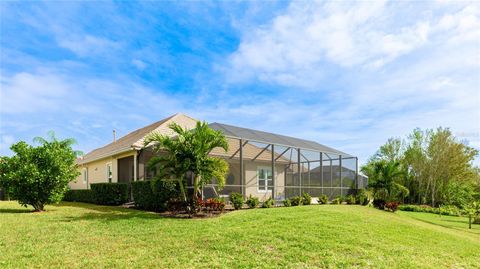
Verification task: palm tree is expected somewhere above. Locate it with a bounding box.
[34,130,83,157]
[364,160,409,202]
[144,121,229,210]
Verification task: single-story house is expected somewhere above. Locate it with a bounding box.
[70,113,363,201]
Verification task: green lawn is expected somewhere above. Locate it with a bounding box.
[0,201,479,268]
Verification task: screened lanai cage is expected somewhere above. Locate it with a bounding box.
[200,123,367,201]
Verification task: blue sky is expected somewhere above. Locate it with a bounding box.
[1,1,479,165]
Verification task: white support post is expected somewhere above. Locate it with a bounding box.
[133,151,138,182]
[271,144,275,200]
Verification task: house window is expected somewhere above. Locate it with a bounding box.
[106,163,113,183]
[257,167,273,192]
[82,168,88,184]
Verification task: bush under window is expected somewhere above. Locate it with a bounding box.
[63,189,94,203]
[91,183,128,206]
[230,192,244,210]
[245,195,260,209]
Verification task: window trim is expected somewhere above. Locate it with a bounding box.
[257,166,272,193]
[106,162,113,183]
[82,168,88,184]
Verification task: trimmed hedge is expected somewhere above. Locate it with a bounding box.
[91,183,129,206]
[63,189,94,203]
[398,204,461,216]
[131,179,179,212]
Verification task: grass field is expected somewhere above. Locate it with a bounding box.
[0,201,479,268]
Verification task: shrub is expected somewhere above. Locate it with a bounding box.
[63,189,94,203]
[290,196,303,206]
[301,192,312,205]
[166,198,187,215]
[245,195,260,209]
[385,201,400,212]
[91,183,128,206]
[1,135,80,211]
[331,197,342,204]
[439,205,461,216]
[346,195,356,205]
[131,179,179,212]
[356,189,372,206]
[230,192,244,210]
[373,199,386,209]
[398,204,461,217]
[262,198,275,208]
[283,199,292,207]
[318,194,328,205]
[204,198,226,212]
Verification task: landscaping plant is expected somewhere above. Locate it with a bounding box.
[301,192,312,205]
[245,195,260,208]
[345,195,356,205]
[385,201,400,212]
[283,199,292,207]
[262,197,275,208]
[331,196,343,205]
[143,121,229,214]
[463,201,480,229]
[230,192,244,210]
[290,196,303,206]
[356,189,372,206]
[318,194,328,204]
[0,132,80,211]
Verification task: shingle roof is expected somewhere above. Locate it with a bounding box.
[209,122,352,157]
[79,114,176,163]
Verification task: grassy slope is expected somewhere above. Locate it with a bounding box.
[0,202,479,269]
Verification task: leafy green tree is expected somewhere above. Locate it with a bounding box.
[144,121,229,211]
[1,132,80,211]
[404,128,478,206]
[364,127,479,207]
[0,156,14,200]
[464,201,480,229]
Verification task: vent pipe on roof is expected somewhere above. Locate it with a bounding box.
[113,129,116,143]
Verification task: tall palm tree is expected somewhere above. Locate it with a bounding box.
[144,121,229,207]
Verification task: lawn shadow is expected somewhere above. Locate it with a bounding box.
[0,208,35,213]
[53,202,172,223]
[407,215,480,235]
[53,202,226,223]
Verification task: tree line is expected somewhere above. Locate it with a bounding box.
[362,127,480,208]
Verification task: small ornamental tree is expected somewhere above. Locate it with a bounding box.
[464,201,480,229]
[2,132,80,211]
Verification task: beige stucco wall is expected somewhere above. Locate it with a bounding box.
[69,150,137,190]
[244,161,286,201]
[226,159,287,201]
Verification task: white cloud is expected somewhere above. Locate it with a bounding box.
[0,72,71,113]
[0,69,184,155]
[131,59,147,70]
[222,0,480,164]
[226,1,440,87]
[57,34,121,57]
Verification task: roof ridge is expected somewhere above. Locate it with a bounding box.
[81,113,178,160]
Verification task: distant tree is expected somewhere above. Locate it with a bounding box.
[364,128,479,207]
[404,128,478,206]
[144,121,229,213]
[464,201,480,229]
[2,132,80,211]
